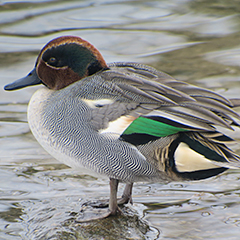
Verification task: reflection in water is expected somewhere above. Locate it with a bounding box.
[1,0,240,239]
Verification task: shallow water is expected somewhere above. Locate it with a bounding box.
[1,0,240,239]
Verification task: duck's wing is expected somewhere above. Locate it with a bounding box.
[99,63,240,129]
[85,62,240,134]
[88,62,240,170]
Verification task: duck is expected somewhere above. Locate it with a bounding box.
[4,35,240,219]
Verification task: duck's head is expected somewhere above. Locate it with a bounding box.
[4,36,108,91]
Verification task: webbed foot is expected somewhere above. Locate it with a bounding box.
[75,180,133,222]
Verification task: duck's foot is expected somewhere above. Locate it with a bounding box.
[76,179,132,222]
[75,205,114,222]
[82,199,109,208]
[82,182,133,208]
[81,197,130,208]
[76,201,123,223]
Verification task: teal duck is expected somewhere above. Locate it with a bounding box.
[4,36,240,218]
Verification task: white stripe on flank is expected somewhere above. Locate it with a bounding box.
[174,142,219,172]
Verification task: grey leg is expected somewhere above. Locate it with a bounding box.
[76,178,121,221]
[118,183,133,205]
[109,178,120,215]
[82,182,134,209]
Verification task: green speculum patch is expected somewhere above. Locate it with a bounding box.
[123,116,189,138]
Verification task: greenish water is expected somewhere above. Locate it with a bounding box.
[0,0,240,239]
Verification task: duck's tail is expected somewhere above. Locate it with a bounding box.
[139,131,240,181]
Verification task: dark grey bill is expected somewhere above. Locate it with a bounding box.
[4,68,42,91]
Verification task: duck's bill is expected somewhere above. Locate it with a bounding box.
[4,68,42,91]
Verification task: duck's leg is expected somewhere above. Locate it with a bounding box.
[109,178,120,215]
[76,178,121,222]
[118,183,133,205]
[81,181,133,214]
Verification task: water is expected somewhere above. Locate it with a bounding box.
[1,0,240,239]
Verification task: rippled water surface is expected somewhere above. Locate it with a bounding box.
[1,0,240,239]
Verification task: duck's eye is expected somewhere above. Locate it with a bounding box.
[48,57,57,64]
